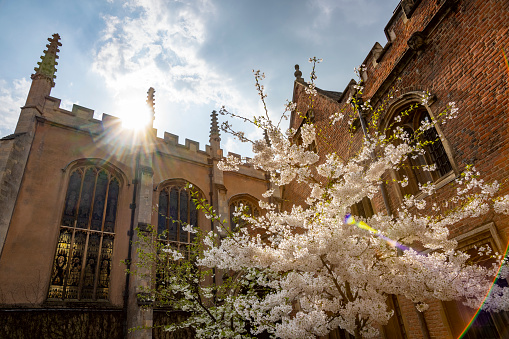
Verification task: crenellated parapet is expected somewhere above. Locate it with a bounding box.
[36,94,261,176]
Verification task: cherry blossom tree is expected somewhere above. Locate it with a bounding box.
[136,58,509,339]
[201,58,509,338]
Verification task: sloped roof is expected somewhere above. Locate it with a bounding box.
[316,87,342,101]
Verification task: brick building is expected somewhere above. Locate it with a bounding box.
[286,0,509,338]
[0,34,274,338]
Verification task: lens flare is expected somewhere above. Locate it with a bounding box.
[344,213,409,251]
[344,214,509,338]
[458,240,509,339]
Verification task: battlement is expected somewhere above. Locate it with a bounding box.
[227,152,252,166]
[39,95,257,170]
[161,132,203,153]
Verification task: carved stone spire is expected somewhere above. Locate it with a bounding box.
[24,34,61,108]
[32,33,61,87]
[146,87,155,123]
[209,110,220,142]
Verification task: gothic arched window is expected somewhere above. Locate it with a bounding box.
[388,101,454,196]
[157,182,198,258]
[229,195,261,231]
[48,165,120,301]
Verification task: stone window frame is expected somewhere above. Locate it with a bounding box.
[47,158,126,302]
[381,91,458,202]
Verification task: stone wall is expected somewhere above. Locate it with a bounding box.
[0,309,124,339]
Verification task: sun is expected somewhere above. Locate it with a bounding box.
[119,101,153,130]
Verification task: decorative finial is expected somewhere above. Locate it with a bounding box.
[210,110,220,141]
[146,87,155,121]
[32,33,61,87]
[294,64,303,82]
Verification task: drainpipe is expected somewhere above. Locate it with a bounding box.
[123,150,140,338]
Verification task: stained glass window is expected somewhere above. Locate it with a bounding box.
[157,183,198,258]
[48,165,119,301]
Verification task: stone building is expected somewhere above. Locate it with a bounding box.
[0,34,273,338]
[286,0,509,338]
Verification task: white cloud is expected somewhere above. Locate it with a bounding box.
[92,0,255,132]
[0,78,30,136]
[223,136,240,155]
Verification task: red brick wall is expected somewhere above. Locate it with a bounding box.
[284,0,509,337]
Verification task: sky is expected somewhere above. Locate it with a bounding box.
[0,0,400,157]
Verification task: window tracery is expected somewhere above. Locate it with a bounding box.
[48,165,119,301]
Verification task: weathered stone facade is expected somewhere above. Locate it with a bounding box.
[0,34,272,338]
[286,0,509,338]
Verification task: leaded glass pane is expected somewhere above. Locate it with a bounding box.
[91,171,108,231]
[419,113,452,177]
[104,178,119,233]
[48,229,72,298]
[423,126,452,176]
[158,190,169,239]
[65,231,86,299]
[81,233,100,299]
[97,235,113,300]
[62,171,82,227]
[77,168,96,229]
[169,188,179,241]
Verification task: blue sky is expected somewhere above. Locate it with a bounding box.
[0,0,399,156]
